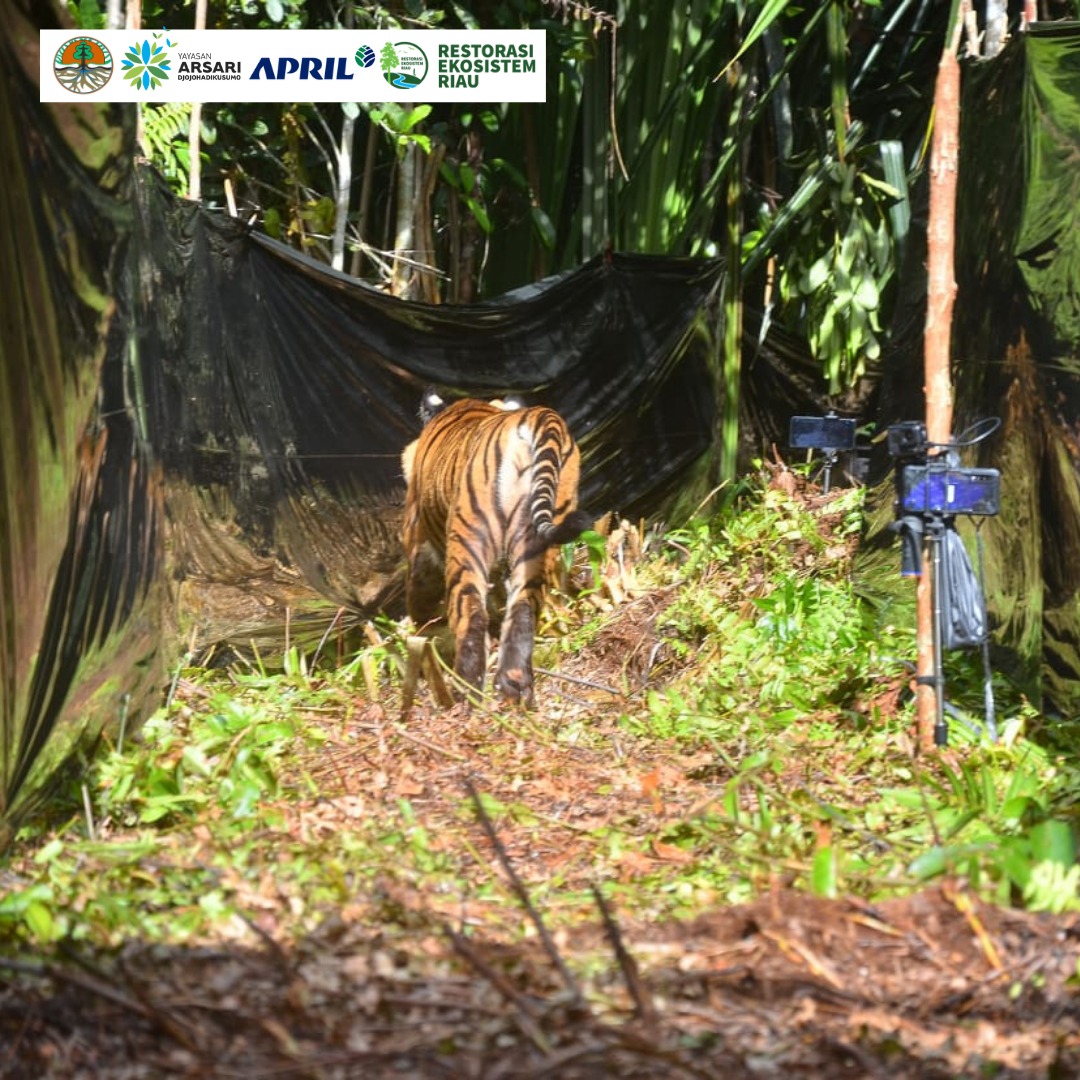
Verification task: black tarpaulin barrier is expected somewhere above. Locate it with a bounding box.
[0,12,167,839]
[18,7,1080,841]
[859,23,1080,716]
[948,22,1080,712]
[133,168,722,637]
[4,3,753,835]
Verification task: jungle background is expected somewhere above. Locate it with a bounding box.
[3,0,1080,1075]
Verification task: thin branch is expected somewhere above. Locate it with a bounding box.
[445,928,551,1054]
[464,776,587,1008]
[48,954,198,1052]
[533,667,623,696]
[591,883,659,1033]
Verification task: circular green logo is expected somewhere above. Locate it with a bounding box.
[53,37,114,95]
[379,40,427,89]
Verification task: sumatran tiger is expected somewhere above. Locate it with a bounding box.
[401,394,592,707]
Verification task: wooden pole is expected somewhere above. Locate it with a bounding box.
[917,13,963,751]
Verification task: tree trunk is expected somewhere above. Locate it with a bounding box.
[984,0,1008,58]
[331,108,355,273]
[390,143,417,298]
[718,60,748,489]
[187,0,208,202]
[331,4,355,274]
[127,0,142,153]
[349,116,379,278]
[917,17,962,751]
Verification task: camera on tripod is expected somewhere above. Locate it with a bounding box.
[790,414,858,454]
[788,413,858,494]
[887,420,1000,517]
[886,417,1003,746]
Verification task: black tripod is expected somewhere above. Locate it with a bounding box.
[894,505,998,747]
[890,421,1003,747]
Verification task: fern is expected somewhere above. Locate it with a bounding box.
[141,103,192,196]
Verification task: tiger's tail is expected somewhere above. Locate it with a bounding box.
[527,412,592,552]
[535,509,593,548]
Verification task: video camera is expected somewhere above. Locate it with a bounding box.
[887,419,1001,518]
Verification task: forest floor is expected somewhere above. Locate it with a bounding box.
[2,475,1079,1078]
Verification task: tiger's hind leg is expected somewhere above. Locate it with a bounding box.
[445,525,494,701]
[494,556,545,708]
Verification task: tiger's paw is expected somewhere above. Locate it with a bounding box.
[495,666,535,709]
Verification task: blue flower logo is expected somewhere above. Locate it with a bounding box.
[122,31,176,91]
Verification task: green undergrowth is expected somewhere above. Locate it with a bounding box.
[2,472,1079,954]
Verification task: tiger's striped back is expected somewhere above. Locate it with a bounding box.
[401,397,591,706]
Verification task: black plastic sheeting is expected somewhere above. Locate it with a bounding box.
[2,8,742,832]
[947,22,1080,713]
[134,170,721,618]
[0,16,165,835]
[12,10,1080,838]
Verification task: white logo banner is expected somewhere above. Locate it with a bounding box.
[41,29,547,103]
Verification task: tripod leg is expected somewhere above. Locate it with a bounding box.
[975,529,997,742]
[930,522,948,746]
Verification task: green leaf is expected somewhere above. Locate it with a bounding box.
[265,0,284,22]
[806,257,830,293]
[854,277,880,311]
[263,207,282,239]
[181,745,214,779]
[810,846,838,898]
[25,900,58,942]
[909,845,948,880]
[859,173,902,200]
[33,838,64,865]
[465,197,492,233]
[439,161,460,189]
[1028,819,1076,866]
[530,207,556,250]
[492,157,527,189]
[401,104,433,133]
[0,883,54,917]
[74,0,104,30]
[717,0,791,78]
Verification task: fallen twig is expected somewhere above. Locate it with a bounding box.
[592,883,659,1035]
[48,954,198,1052]
[445,928,550,1054]
[534,667,624,696]
[464,776,586,1009]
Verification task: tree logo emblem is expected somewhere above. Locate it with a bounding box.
[121,32,177,92]
[53,37,114,95]
[380,41,427,90]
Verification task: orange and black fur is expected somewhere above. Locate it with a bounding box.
[402,396,591,706]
